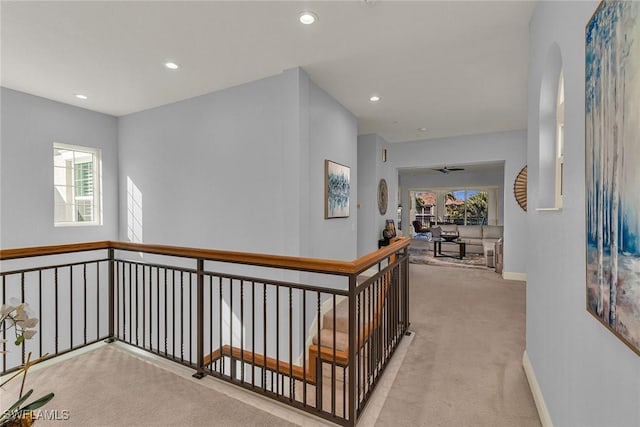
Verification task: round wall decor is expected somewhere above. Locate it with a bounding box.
[514,165,527,211]
[378,179,388,215]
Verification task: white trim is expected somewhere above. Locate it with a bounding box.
[522,351,553,427]
[535,207,562,212]
[502,271,527,281]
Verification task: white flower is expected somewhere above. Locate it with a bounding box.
[0,304,15,317]
[21,330,37,340]
[23,318,38,328]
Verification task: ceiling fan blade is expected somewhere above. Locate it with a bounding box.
[447,167,465,171]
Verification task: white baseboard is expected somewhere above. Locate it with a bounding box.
[522,350,553,427]
[503,271,527,281]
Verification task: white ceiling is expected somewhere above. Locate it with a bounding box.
[399,161,505,176]
[1,1,536,143]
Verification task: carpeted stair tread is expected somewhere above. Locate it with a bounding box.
[322,298,349,334]
[312,328,349,352]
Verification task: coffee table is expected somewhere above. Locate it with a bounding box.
[432,238,466,260]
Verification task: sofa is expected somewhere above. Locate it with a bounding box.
[435,224,502,267]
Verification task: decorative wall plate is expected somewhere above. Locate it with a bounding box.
[514,165,527,211]
[378,179,388,215]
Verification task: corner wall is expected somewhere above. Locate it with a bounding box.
[527,2,640,426]
[357,134,396,257]
[117,68,357,261]
[0,88,119,248]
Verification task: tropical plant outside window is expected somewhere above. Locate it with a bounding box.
[53,143,101,225]
[445,190,488,225]
[413,189,491,227]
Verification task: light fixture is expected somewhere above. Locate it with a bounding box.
[369,95,381,102]
[418,127,428,132]
[75,94,88,100]
[164,61,179,70]
[299,11,318,25]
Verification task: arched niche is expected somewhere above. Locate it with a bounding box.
[538,43,563,209]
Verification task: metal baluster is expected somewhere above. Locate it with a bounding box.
[240,280,244,382]
[83,263,87,345]
[55,267,59,354]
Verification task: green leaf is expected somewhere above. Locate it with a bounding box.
[14,335,24,346]
[20,392,55,412]
[5,389,33,413]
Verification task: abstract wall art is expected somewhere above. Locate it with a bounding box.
[325,160,350,219]
[586,0,640,355]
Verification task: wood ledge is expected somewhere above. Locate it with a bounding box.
[0,237,410,275]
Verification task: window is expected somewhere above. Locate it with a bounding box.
[54,143,101,225]
[415,192,437,226]
[410,187,498,229]
[555,70,565,208]
[445,190,488,225]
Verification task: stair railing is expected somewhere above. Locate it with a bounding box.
[0,238,410,426]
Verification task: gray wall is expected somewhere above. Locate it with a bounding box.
[0,88,119,248]
[356,134,396,257]
[117,68,357,261]
[527,2,640,426]
[308,79,358,260]
[388,130,527,276]
[399,167,505,227]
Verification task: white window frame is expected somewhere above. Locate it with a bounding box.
[53,142,102,226]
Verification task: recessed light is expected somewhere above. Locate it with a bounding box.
[418,127,428,132]
[299,11,318,25]
[369,95,381,102]
[75,94,88,100]
[164,62,179,70]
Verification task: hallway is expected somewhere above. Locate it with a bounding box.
[375,264,540,427]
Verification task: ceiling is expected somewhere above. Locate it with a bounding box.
[1,1,536,143]
[399,161,505,176]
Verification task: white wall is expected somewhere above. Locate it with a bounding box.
[527,2,640,426]
[0,88,119,248]
[117,68,357,261]
[388,130,527,276]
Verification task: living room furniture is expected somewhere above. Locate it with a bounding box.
[434,224,503,255]
[412,220,429,233]
[411,224,503,268]
[433,237,466,259]
[494,239,504,273]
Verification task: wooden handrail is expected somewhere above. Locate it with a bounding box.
[0,237,410,275]
[0,241,112,260]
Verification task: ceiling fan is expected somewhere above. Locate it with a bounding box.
[432,165,465,174]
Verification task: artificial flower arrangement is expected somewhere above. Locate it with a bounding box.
[0,299,54,427]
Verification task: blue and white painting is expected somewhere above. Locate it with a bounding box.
[325,160,350,218]
[586,0,640,354]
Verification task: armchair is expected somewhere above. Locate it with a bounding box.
[412,220,429,234]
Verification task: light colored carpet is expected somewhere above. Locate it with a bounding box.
[2,263,538,427]
[374,264,540,427]
[1,345,297,427]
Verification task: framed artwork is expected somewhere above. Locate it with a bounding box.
[586,0,640,355]
[325,160,350,219]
